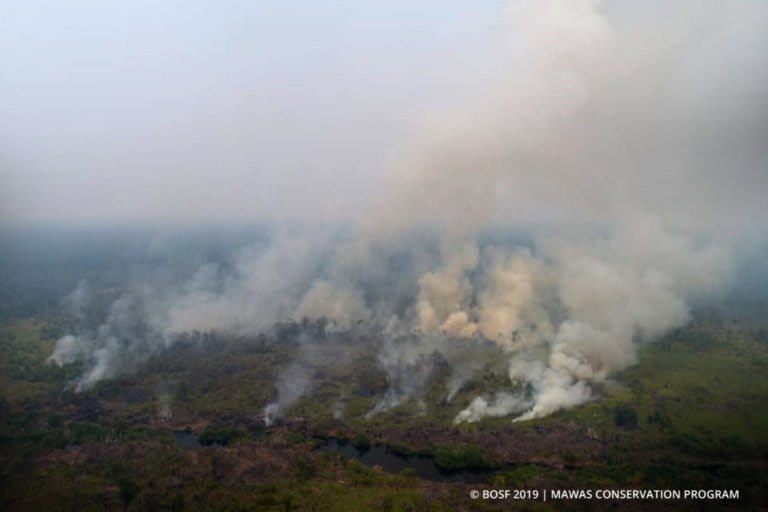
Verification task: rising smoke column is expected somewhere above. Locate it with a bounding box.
[48,0,767,422]
[48,282,172,391]
[363,0,755,421]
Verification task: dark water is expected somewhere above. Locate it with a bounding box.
[172,430,201,449]
[319,439,494,483]
[172,431,495,483]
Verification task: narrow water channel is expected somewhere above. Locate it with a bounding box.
[172,430,202,449]
[319,438,495,483]
[171,431,496,483]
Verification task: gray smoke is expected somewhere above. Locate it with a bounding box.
[365,334,443,418]
[48,284,170,391]
[445,358,484,404]
[47,0,768,422]
[156,381,173,421]
[263,360,314,427]
[454,392,532,424]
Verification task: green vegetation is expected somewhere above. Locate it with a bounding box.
[69,420,109,444]
[433,444,500,472]
[613,404,638,429]
[2,303,768,510]
[387,440,421,457]
[198,425,245,446]
[492,464,549,486]
[351,433,372,451]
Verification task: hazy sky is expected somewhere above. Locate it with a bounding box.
[1,1,506,225]
[2,0,767,229]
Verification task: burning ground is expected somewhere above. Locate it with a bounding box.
[2,307,768,510]
[43,0,768,426]
[2,0,768,510]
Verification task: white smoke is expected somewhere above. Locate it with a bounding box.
[454,392,532,424]
[294,280,370,332]
[48,289,170,391]
[332,401,346,420]
[263,359,314,426]
[165,232,333,335]
[47,0,767,423]
[417,243,479,337]
[445,358,484,404]
[365,334,444,417]
[156,382,173,421]
[47,335,84,367]
[452,216,731,422]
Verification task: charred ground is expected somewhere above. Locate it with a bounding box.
[2,228,767,510]
[2,304,768,511]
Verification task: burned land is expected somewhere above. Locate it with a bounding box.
[2,303,768,511]
[3,1,768,509]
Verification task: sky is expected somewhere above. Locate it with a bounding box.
[8,0,768,420]
[0,0,507,225]
[1,0,767,230]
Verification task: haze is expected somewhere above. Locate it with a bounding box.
[1,0,505,225]
[4,1,765,231]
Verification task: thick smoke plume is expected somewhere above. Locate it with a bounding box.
[49,0,768,422]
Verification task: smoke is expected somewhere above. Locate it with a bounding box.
[454,392,532,424]
[365,334,446,418]
[294,280,370,332]
[445,358,484,404]
[264,326,361,426]
[156,381,173,421]
[48,284,170,391]
[164,231,335,336]
[47,0,768,422]
[263,360,314,427]
[332,401,345,420]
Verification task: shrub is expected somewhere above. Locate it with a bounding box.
[198,425,243,446]
[388,441,415,457]
[647,410,672,429]
[294,457,317,481]
[68,421,107,444]
[118,477,140,510]
[614,405,638,429]
[433,444,499,472]
[351,433,372,451]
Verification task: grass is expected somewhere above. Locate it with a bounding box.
[542,325,768,461]
[433,444,501,472]
[2,309,768,510]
